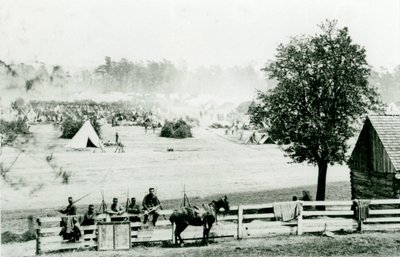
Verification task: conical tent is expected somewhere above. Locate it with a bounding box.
[246,132,258,144]
[66,120,102,148]
[258,134,275,144]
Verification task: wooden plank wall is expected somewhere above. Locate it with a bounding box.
[351,169,395,199]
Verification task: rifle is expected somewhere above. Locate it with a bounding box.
[154,187,166,220]
[58,192,92,212]
[99,190,107,213]
[159,204,167,220]
[125,189,130,213]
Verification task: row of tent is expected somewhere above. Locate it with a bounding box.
[67,120,275,149]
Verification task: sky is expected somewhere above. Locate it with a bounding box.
[0,0,399,70]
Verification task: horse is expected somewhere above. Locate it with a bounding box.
[169,196,230,246]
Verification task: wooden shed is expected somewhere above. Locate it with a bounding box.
[349,115,400,199]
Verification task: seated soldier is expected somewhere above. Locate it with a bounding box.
[127,197,141,223]
[142,188,161,226]
[81,204,97,239]
[81,204,97,226]
[106,197,126,221]
[301,190,312,210]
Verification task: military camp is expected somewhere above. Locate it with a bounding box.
[1,1,400,257]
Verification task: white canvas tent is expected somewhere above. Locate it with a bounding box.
[66,120,102,148]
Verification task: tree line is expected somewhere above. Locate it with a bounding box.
[0,58,268,97]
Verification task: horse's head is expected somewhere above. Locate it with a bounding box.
[212,195,230,214]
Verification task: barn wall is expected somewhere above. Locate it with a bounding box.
[351,169,395,199]
[349,120,396,174]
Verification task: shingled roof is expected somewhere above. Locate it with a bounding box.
[368,115,400,172]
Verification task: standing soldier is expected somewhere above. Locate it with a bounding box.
[59,196,77,215]
[142,188,161,226]
[58,197,80,242]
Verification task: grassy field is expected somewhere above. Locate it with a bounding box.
[1,122,354,256]
[1,123,350,211]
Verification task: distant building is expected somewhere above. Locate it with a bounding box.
[349,115,400,199]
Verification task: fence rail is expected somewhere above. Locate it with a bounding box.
[35,199,400,254]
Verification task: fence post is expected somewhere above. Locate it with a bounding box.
[36,218,41,255]
[297,201,303,235]
[354,199,363,232]
[237,205,243,240]
[27,215,35,235]
[171,222,176,244]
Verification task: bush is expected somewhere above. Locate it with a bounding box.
[160,119,192,139]
[0,118,30,145]
[60,117,101,139]
[1,230,36,244]
[160,122,174,138]
[209,122,225,129]
[60,117,81,139]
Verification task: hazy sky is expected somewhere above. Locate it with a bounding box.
[0,0,399,70]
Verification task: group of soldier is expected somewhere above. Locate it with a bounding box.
[58,188,162,242]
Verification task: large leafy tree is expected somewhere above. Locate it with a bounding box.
[249,20,382,202]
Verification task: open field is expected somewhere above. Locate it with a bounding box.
[1,181,351,234]
[1,123,350,212]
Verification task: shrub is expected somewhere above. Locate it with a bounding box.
[60,117,101,139]
[1,230,36,244]
[0,118,30,145]
[210,122,225,129]
[160,119,192,139]
[160,121,174,138]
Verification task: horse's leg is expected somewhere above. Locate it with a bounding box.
[201,218,208,246]
[175,223,188,246]
[205,224,213,246]
[201,226,207,246]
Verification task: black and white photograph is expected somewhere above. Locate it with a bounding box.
[1,0,399,256]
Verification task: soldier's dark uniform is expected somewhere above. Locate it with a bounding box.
[127,197,141,226]
[59,197,80,241]
[142,191,161,225]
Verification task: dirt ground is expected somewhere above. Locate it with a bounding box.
[2,232,400,257]
[0,124,350,211]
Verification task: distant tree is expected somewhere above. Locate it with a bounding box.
[369,66,400,104]
[249,20,382,202]
[236,101,253,114]
[0,60,18,77]
[49,65,67,86]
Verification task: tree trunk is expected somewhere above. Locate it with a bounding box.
[316,160,328,210]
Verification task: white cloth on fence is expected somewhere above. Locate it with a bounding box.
[273,202,300,222]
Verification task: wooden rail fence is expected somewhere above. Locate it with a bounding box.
[35,199,400,254]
